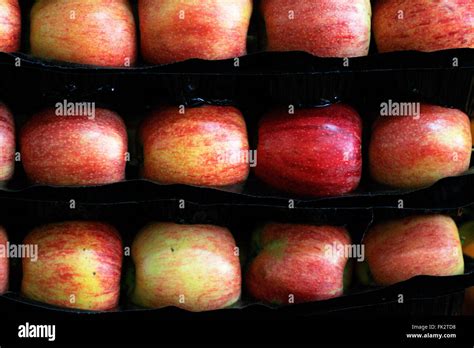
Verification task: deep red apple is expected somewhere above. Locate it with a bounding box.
[20,107,128,186]
[139,0,253,64]
[261,0,372,57]
[30,0,137,67]
[0,0,21,52]
[21,221,123,311]
[0,103,15,181]
[246,223,351,304]
[369,104,472,189]
[364,215,464,286]
[374,0,474,53]
[141,105,250,187]
[255,104,362,197]
[131,222,241,312]
[0,227,8,294]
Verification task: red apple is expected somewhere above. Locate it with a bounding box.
[0,227,8,294]
[261,0,372,57]
[30,0,137,67]
[139,0,253,64]
[131,222,241,312]
[369,104,472,189]
[21,221,123,311]
[0,103,15,181]
[246,223,351,304]
[140,105,249,187]
[0,0,21,52]
[20,107,128,186]
[255,104,362,197]
[364,215,464,286]
[374,0,474,53]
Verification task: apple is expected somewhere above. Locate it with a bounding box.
[255,104,362,197]
[459,221,474,258]
[140,105,250,187]
[363,215,464,286]
[374,0,474,53]
[471,118,474,146]
[21,221,123,311]
[20,107,128,186]
[246,223,351,304]
[0,103,15,181]
[464,287,474,315]
[0,0,21,52]
[261,0,372,58]
[0,227,8,294]
[130,222,241,312]
[30,0,137,67]
[139,0,253,64]
[369,104,472,189]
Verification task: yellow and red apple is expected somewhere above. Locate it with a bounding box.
[261,0,372,57]
[20,108,128,186]
[364,215,464,286]
[130,222,241,312]
[246,223,351,304]
[0,227,8,294]
[30,0,137,67]
[0,103,15,182]
[140,105,249,187]
[21,221,123,311]
[139,0,253,64]
[255,104,362,197]
[0,0,20,52]
[369,104,472,189]
[374,0,474,53]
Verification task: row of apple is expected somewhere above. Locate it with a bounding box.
[0,0,472,67]
[0,102,472,196]
[0,214,472,312]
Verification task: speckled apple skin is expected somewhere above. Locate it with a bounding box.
[374,0,474,53]
[131,223,241,312]
[20,108,128,186]
[30,0,137,67]
[139,0,253,64]
[369,104,471,189]
[0,103,15,181]
[141,105,249,187]
[21,221,123,311]
[246,223,351,305]
[261,0,372,57]
[364,215,464,286]
[0,0,20,52]
[255,104,362,197]
[0,227,8,294]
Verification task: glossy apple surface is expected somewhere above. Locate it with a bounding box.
[0,227,8,294]
[459,221,474,258]
[141,105,249,187]
[139,0,253,64]
[0,0,21,52]
[20,108,128,186]
[374,0,474,53]
[369,104,471,189]
[246,223,351,304]
[255,104,362,197]
[261,0,372,57]
[21,221,123,311]
[30,0,137,67]
[364,215,464,286]
[0,103,15,181]
[131,223,241,312]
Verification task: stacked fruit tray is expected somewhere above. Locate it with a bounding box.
[0,0,473,344]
